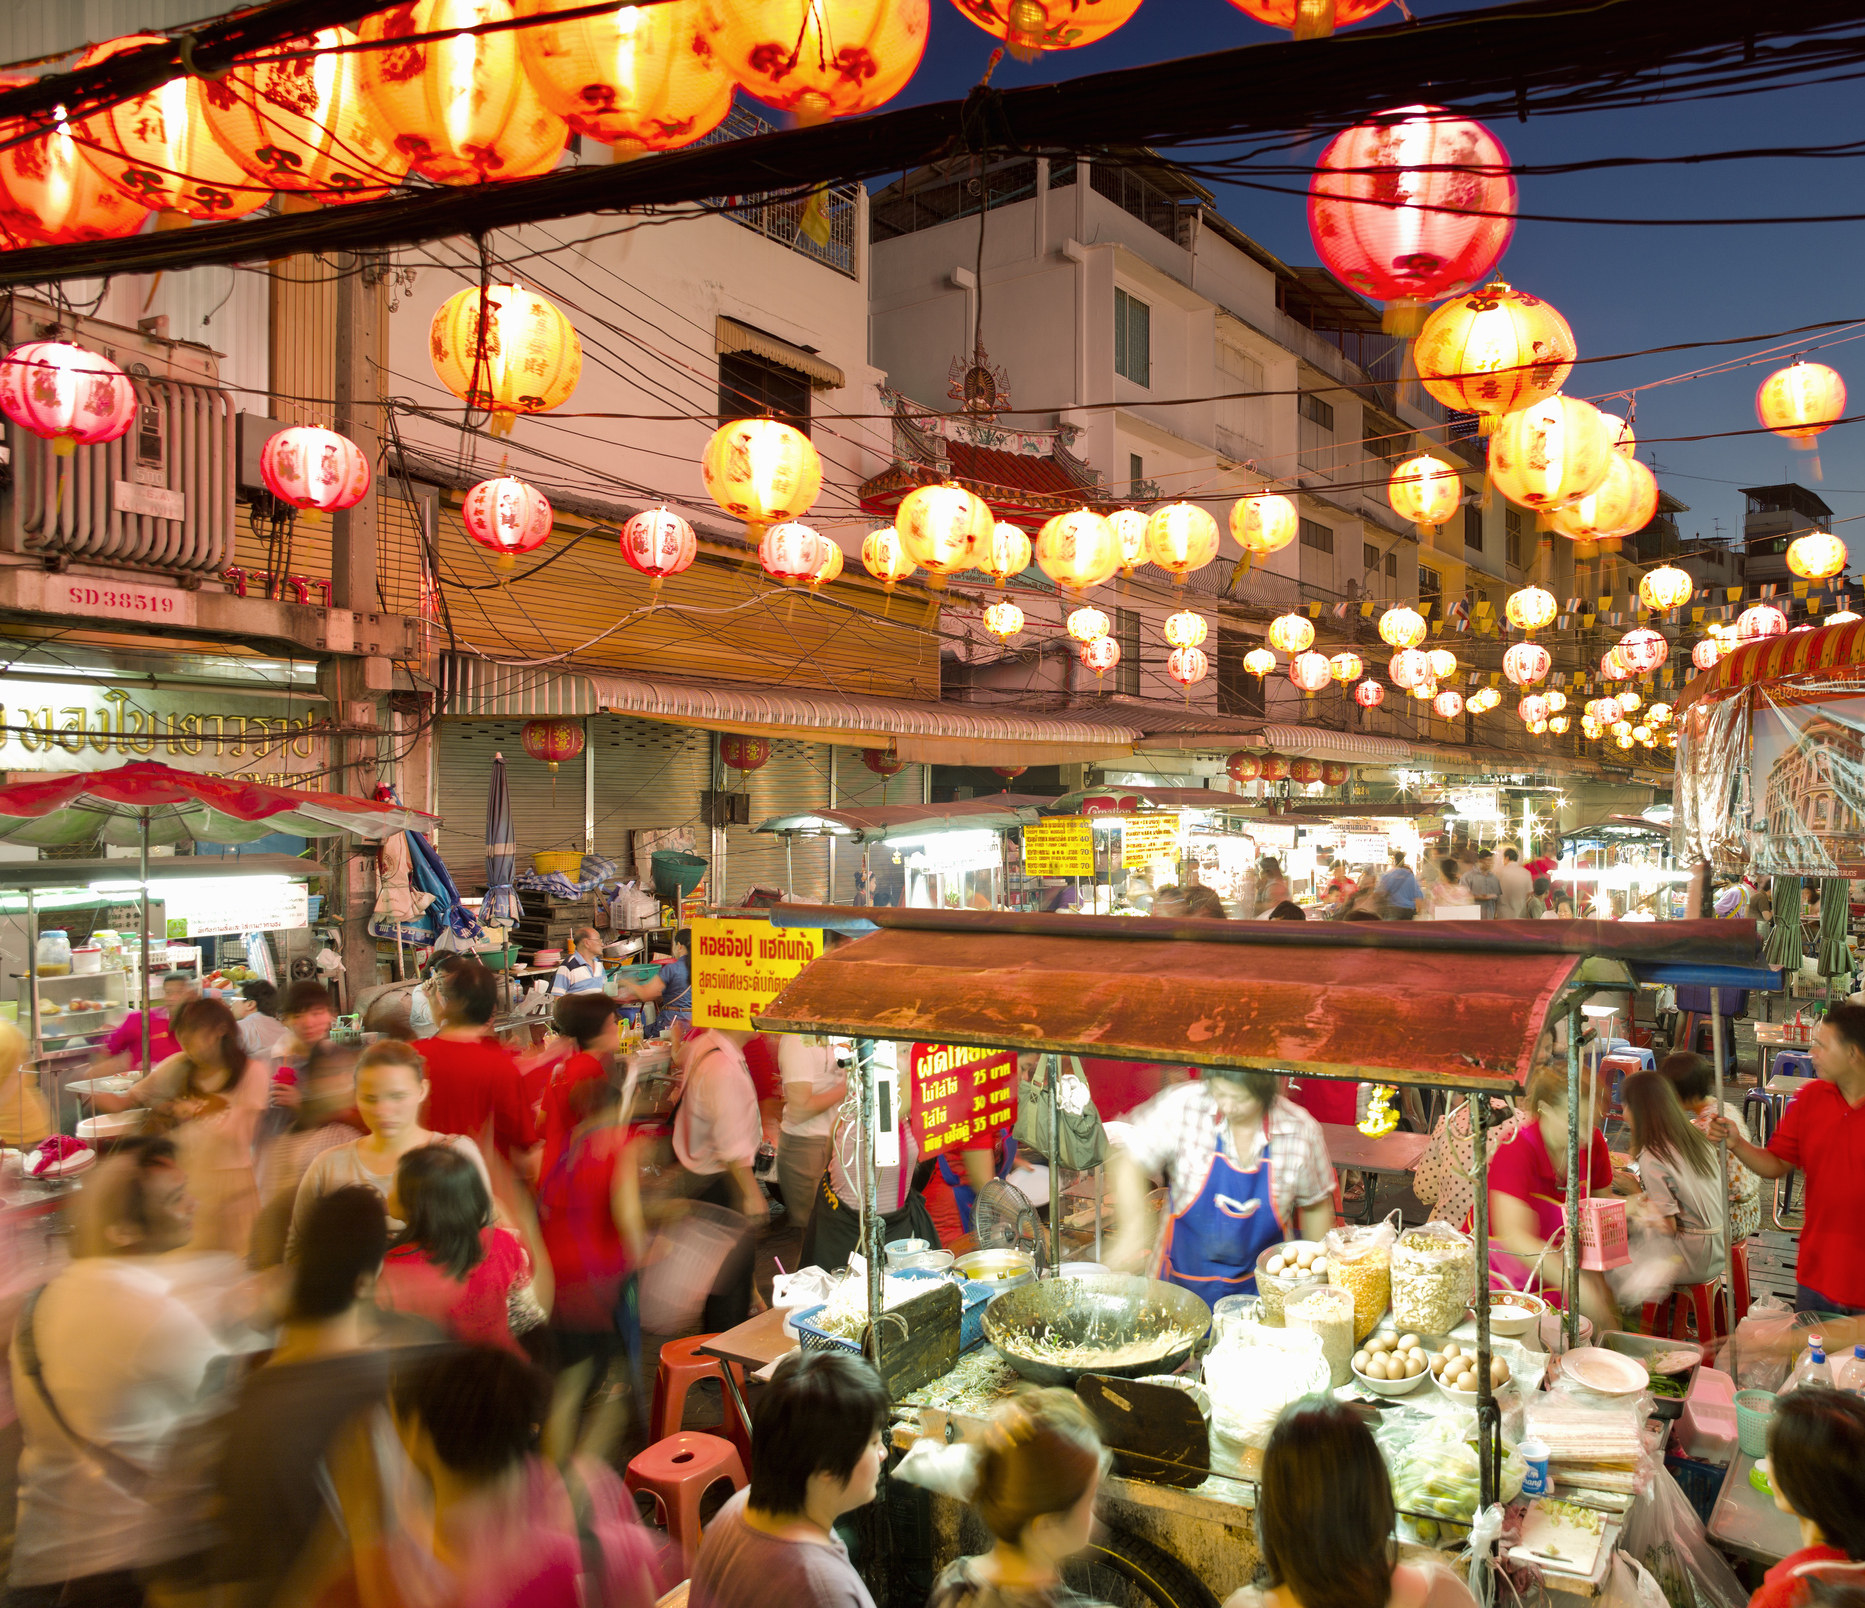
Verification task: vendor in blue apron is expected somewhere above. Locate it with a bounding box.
[1107,1067,1338,1306]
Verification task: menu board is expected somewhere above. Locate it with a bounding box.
[908,1042,1019,1155]
[1341,832,1390,864]
[162,879,308,938]
[1120,813,1181,864]
[690,916,824,1029]
[1023,817,1093,876]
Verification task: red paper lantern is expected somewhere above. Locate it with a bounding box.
[1354,679,1385,709]
[1258,755,1291,782]
[991,765,1027,782]
[1308,107,1515,329]
[1502,640,1550,687]
[260,426,371,512]
[1321,761,1351,786]
[0,342,136,455]
[1168,646,1209,687]
[1617,627,1668,675]
[1691,638,1721,672]
[1079,636,1121,677]
[619,508,697,587]
[720,734,770,771]
[861,748,907,777]
[1289,651,1333,694]
[1223,0,1391,39]
[520,717,585,770]
[1226,751,1262,783]
[1737,604,1787,641]
[1289,758,1324,785]
[463,475,553,563]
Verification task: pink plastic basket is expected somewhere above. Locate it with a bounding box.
[1577,1195,1631,1271]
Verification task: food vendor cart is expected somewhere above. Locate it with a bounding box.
[748,906,1764,1605]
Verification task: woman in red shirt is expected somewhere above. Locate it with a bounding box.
[1749,1390,1865,1608]
[376,1145,549,1354]
[1484,1062,1621,1333]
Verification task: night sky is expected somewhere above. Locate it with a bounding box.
[893,0,1865,557]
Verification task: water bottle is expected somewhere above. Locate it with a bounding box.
[1834,1344,1865,1397]
[1788,1334,1833,1391]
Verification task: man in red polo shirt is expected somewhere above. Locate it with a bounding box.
[1712,1001,1865,1316]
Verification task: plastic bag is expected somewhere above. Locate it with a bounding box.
[1378,1413,1525,1521]
[1325,1215,1397,1344]
[1708,1293,1805,1391]
[1619,1465,1747,1608]
[1202,1329,1330,1450]
[1392,1222,1477,1335]
[1601,1556,1672,1608]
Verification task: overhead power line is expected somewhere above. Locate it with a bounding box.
[4,0,1865,285]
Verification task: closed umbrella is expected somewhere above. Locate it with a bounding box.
[1764,875,1802,970]
[1817,876,1852,979]
[484,752,520,928]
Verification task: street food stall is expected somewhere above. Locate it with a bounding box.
[738,906,1765,1604]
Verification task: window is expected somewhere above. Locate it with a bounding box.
[1129,453,1145,493]
[1463,504,1483,552]
[1114,288,1150,386]
[1216,629,1266,718]
[1363,542,1379,571]
[1299,518,1334,554]
[1300,393,1335,430]
[1505,507,1525,569]
[1419,564,1441,603]
[1385,550,1398,579]
[719,350,811,430]
[1114,607,1140,697]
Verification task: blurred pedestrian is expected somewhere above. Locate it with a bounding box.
[251,1040,365,1268]
[539,992,618,1180]
[412,960,537,1164]
[232,981,291,1059]
[777,1034,846,1226]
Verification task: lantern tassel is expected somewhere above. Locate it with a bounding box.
[1381,300,1425,338]
[490,410,516,439]
[1292,0,1338,36]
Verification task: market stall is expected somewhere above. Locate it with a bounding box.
[748,906,1765,1603]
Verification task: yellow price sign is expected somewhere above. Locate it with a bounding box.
[690,916,824,1030]
[1023,817,1093,876]
[1120,813,1181,864]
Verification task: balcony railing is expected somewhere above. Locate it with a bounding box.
[701,105,860,280]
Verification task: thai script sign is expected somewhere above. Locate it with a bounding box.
[691,916,825,1029]
[907,1042,1018,1156]
[1023,817,1093,876]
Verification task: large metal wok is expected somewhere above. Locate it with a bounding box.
[982,1274,1212,1386]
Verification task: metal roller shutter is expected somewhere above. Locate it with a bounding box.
[720,739,833,905]
[590,717,711,872]
[827,760,926,904]
[436,719,591,893]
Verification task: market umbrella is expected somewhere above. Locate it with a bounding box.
[1764,875,1802,970]
[1817,876,1851,979]
[0,761,435,1067]
[483,752,520,928]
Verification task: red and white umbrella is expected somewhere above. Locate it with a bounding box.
[0,761,433,848]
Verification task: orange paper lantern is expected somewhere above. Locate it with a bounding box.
[949,0,1143,60]
[1416,282,1575,427]
[1788,532,1848,581]
[975,520,1032,586]
[862,526,917,590]
[1308,107,1515,329]
[983,599,1024,640]
[1067,606,1110,644]
[1426,648,1458,681]
[261,426,372,512]
[431,283,582,434]
[516,0,732,152]
[1268,612,1315,654]
[198,26,409,203]
[1244,648,1278,679]
[1144,501,1220,582]
[809,538,844,589]
[1756,359,1846,444]
[1378,606,1428,650]
[620,508,697,586]
[0,116,150,243]
[1548,452,1659,542]
[359,0,568,185]
[1165,611,1208,650]
[702,418,823,533]
[896,482,991,578]
[1230,492,1299,558]
[703,0,929,121]
[0,342,136,455]
[1468,687,1500,713]
[1489,395,1615,515]
[1639,564,1693,613]
[1329,651,1363,682]
[1036,509,1120,593]
[1388,453,1463,532]
[1505,586,1557,633]
[1223,0,1391,38]
[462,474,552,563]
[1107,507,1149,575]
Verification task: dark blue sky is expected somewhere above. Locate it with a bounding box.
[893,0,1865,558]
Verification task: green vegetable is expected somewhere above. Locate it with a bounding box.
[1646,1373,1686,1399]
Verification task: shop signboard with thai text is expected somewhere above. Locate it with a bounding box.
[0,678,328,787]
[908,1042,1018,1156]
[1120,813,1181,866]
[1341,832,1390,864]
[691,916,825,1030]
[1022,817,1093,876]
[163,877,309,938]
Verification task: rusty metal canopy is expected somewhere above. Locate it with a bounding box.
[752,911,1676,1092]
[754,795,1052,842]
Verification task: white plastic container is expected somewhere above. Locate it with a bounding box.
[1678,1364,1738,1462]
[70,945,102,976]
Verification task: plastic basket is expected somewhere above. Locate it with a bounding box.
[792,1268,994,1356]
[532,850,585,876]
[1664,1451,1725,1527]
[651,850,709,906]
[1577,1195,1631,1271]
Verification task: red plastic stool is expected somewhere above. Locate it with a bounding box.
[1642,1280,1731,1345]
[625,1433,747,1575]
[1732,1239,1752,1324]
[651,1335,752,1464]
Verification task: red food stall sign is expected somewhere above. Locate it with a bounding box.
[909,1042,1018,1156]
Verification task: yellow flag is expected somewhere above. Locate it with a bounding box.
[797,186,833,247]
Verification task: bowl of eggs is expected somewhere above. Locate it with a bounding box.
[1351,1331,1434,1396]
[1430,1341,1512,1399]
[1255,1240,1329,1324]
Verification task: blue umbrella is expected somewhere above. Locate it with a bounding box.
[484,751,520,927]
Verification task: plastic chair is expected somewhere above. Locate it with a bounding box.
[1641,1279,1732,1345]
[625,1433,747,1575]
[651,1335,753,1464]
[1598,1054,1643,1117]
[1772,1051,1815,1082]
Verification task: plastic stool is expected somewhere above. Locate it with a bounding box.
[1641,1280,1730,1345]
[625,1433,747,1574]
[651,1335,752,1464]
[1732,1239,1752,1324]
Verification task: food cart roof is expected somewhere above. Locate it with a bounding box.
[1049,787,1258,813]
[752,796,1051,842]
[0,853,316,912]
[755,910,1763,1092]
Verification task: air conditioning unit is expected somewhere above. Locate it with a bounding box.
[0,303,234,578]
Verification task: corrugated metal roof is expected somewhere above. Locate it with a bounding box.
[754,796,1051,841]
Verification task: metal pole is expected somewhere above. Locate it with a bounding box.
[1472,1093,1498,1509]
[1711,992,1738,1378]
[1048,1053,1064,1271]
[139,811,151,1075]
[827,748,838,904]
[25,890,39,1131]
[785,835,794,899]
[858,1037,884,1365]
[1565,1004,1582,1346]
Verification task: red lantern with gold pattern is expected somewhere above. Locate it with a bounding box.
[1321,761,1351,787]
[991,765,1027,783]
[1258,755,1291,782]
[1226,751,1262,784]
[861,748,907,777]
[521,716,584,800]
[1289,758,1324,785]
[720,735,771,771]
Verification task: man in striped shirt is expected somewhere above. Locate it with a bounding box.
[551,927,608,997]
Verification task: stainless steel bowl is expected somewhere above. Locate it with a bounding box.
[955,1249,1036,1291]
[982,1274,1212,1386]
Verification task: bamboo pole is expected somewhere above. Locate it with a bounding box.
[1565,1005,1582,1345]
[1711,992,1739,1379]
